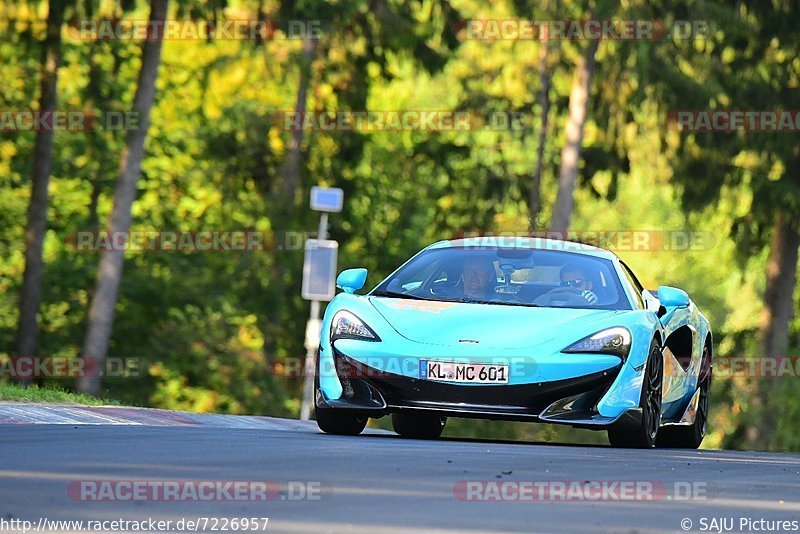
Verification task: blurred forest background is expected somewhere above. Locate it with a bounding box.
[2,0,800,451]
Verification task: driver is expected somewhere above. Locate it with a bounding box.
[460,258,496,298]
[559,263,599,305]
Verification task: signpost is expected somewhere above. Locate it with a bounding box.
[310,186,344,213]
[300,187,343,420]
[301,239,338,302]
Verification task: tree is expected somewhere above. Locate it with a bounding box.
[760,210,800,356]
[752,160,800,448]
[549,37,599,231]
[655,0,800,449]
[277,34,316,213]
[511,0,559,230]
[15,0,67,385]
[528,27,553,230]
[78,0,169,394]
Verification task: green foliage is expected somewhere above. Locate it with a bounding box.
[0,382,117,405]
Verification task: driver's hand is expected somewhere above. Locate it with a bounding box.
[580,290,599,305]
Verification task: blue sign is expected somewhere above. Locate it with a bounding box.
[310,186,344,212]
[301,239,338,301]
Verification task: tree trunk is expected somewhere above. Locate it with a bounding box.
[549,38,599,232]
[15,0,66,385]
[748,210,800,449]
[263,35,317,368]
[528,30,552,230]
[277,34,316,212]
[78,0,169,394]
[760,212,800,356]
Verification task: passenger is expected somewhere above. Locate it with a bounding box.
[559,263,599,305]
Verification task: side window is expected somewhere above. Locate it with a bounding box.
[389,259,442,293]
[619,261,645,309]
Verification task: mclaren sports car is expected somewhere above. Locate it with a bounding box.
[314,237,712,448]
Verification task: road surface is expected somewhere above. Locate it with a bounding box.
[1,403,799,533]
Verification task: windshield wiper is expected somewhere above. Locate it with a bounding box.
[455,298,541,308]
[370,290,432,301]
[371,291,541,307]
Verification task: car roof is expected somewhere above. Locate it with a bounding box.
[424,236,619,261]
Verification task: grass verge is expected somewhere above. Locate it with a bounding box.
[0,382,117,406]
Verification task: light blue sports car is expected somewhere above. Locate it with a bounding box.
[315,237,712,448]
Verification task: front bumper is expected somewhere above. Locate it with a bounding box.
[316,348,642,430]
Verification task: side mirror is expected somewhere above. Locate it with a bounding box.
[657,286,689,308]
[336,268,368,294]
[642,289,669,317]
[643,290,661,313]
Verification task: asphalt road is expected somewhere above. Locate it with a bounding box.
[2,420,800,533]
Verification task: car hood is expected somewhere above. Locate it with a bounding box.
[368,297,623,349]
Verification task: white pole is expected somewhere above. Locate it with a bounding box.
[299,300,320,420]
[299,212,330,420]
[318,212,328,240]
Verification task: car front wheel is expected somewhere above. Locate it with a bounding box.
[392,412,446,439]
[315,407,368,436]
[608,338,663,448]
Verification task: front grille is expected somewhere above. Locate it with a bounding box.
[332,349,621,416]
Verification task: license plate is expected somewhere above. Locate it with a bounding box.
[419,360,509,384]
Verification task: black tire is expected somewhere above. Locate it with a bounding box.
[657,344,711,449]
[313,351,367,436]
[315,407,367,436]
[392,412,446,439]
[608,338,663,448]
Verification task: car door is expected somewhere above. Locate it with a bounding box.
[618,261,693,408]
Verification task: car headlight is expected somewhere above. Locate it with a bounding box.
[562,327,631,359]
[330,310,380,342]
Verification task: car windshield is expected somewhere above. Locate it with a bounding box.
[372,246,632,310]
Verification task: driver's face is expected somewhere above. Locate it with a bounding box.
[561,269,593,291]
[462,260,494,296]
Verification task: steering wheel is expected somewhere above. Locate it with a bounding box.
[534,287,597,307]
